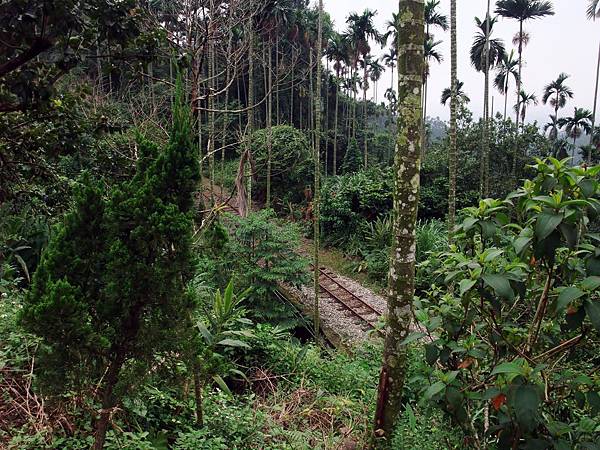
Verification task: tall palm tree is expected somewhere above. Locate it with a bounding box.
[441,80,470,105]
[494,49,520,120]
[514,89,538,123]
[542,73,574,118]
[558,107,593,161]
[422,1,449,157]
[495,0,555,129]
[470,12,505,196]
[327,32,349,176]
[425,0,450,37]
[345,9,384,167]
[374,0,424,440]
[544,114,560,140]
[369,58,385,103]
[587,0,600,164]
[382,46,398,95]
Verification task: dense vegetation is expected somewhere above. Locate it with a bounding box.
[1,0,600,449]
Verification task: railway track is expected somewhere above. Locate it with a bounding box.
[201,186,384,334]
[314,266,384,333]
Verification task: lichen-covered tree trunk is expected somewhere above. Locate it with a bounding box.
[313,0,323,339]
[448,0,457,243]
[363,64,368,168]
[590,41,600,164]
[246,25,254,215]
[373,0,424,444]
[266,43,273,209]
[333,77,339,175]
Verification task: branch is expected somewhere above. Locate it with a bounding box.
[0,38,52,78]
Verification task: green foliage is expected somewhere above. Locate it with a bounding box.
[250,125,312,206]
[19,83,199,405]
[196,210,308,325]
[413,158,600,448]
[341,137,362,174]
[321,168,393,248]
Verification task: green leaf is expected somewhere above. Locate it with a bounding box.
[463,217,478,232]
[217,338,250,349]
[584,299,600,332]
[587,391,600,416]
[212,375,232,396]
[405,403,417,431]
[581,276,600,291]
[424,381,445,400]
[556,287,585,312]
[459,279,477,297]
[484,248,504,262]
[425,344,439,365]
[535,212,563,241]
[400,332,426,346]
[482,274,514,301]
[513,384,541,432]
[491,361,525,377]
[514,236,532,256]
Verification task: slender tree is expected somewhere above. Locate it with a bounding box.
[373,0,424,442]
[345,9,383,168]
[587,0,600,163]
[441,79,470,105]
[422,1,448,158]
[328,32,349,175]
[542,73,574,118]
[448,0,457,241]
[495,0,555,129]
[314,0,323,341]
[559,107,593,162]
[544,114,560,140]
[494,49,520,121]
[514,89,538,124]
[470,11,505,196]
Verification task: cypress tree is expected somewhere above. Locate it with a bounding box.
[20,82,200,450]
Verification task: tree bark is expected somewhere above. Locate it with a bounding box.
[448,0,458,243]
[589,40,600,164]
[246,25,254,214]
[373,0,424,444]
[313,0,323,340]
[363,63,369,168]
[481,1,491,198]
[267,42,273,209]
[333,76,340,175]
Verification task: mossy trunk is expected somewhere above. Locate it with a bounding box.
[313,0,323,340]
[448,0,457,243]
[246,25,254,214]
[267,43,273,209]
[373,0,424,444]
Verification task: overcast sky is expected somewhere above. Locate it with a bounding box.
[321,0,599,126]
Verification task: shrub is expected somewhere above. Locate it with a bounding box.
[413,158,600,448]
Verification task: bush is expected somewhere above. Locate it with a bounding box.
[250,125,312,206]
[413,158,600,448]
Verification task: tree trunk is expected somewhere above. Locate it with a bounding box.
[325,59,329,176]
[373,0,424,443]
[512,20,524,183]
[314,0,323,341]
[276,34,281,126]
[503,75,509,122]
[209,28,215,205]
[363,63,368,169]
[481,0,491,198]
[91,350,126,450]
[267,42,273,209]
[333,76,340,175]
[448,0,458,243]
[590,40,600,164]
[246,25,254,215]
[193,365,204,427]
[421,77,428,160]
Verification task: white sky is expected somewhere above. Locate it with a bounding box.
[321,0,600,126]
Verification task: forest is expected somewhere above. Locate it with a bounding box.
[1,0,600,448]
